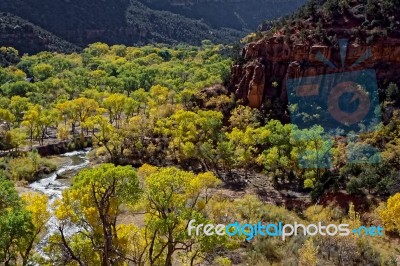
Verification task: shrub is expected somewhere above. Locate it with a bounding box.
[7,152,56,182]
[213,257,232,266]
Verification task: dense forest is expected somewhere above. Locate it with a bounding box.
[0,0,400,265]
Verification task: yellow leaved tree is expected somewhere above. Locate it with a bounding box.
[298,239,318,266]
[47,164,141,266]
[379,193,400,234]
[20,192,49,265]
[137,164,224,266]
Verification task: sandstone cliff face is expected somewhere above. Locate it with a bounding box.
[229,37,400,108]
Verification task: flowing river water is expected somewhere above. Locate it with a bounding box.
[29,149,91,253]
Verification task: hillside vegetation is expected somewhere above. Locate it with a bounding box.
[0,0,307,54]
[253,0,400,44]
[0,13,80,54]
[138,0,306,31]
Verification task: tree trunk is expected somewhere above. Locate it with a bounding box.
[164,232,174,266]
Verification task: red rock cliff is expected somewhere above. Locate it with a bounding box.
[229,36,400,108]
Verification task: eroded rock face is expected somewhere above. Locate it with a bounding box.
[36,137,92,157]
[229,37,400,108]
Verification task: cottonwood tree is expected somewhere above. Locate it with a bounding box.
[0,176,40,266]
[156,109,224,171]
[22,104,41,147]
[56,98,100,138]
[0,109,15,130]
[84,115,124,163]
[291,125,333,188]
[258,120,297,185]
[226,126,270,179]
[22,105,58,146]
[32,63,54,81]
[228,105,260,130]
[131,88,148,114]
[48,164,141,266]
[9,96,30,125]
[122,114,154,159]
[102,93,128,128]
[137,165,223,266]
[19,192,49,265]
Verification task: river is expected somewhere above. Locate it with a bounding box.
[29,148,91,253]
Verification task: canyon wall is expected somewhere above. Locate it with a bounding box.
[230,37,400,108]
